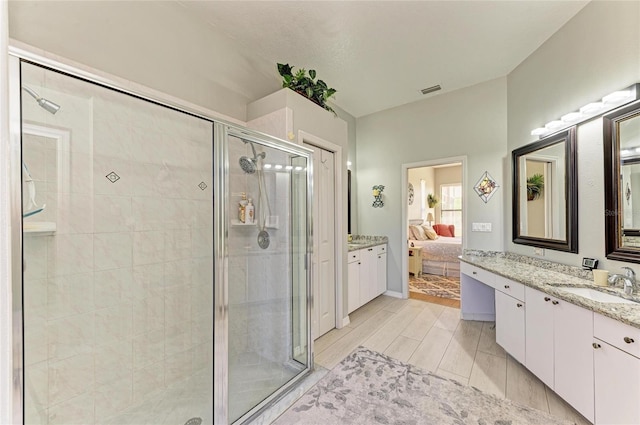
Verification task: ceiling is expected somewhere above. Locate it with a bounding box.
[179,1,588,118]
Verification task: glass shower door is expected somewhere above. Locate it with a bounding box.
[222,131,311,424]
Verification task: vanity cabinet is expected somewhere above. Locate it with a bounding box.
[553,298,594,423]
[524,287,555,388]
[347,244,387,313]
[593,313,640,424]
[347,250,361,314]
[495,289,526,364]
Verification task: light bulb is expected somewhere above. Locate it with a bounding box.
[545,120,564,130]
[580,102,604,114]
[603,91,631,104]
[285,165,293,170]
[275,164,283,170]
[531,128,547,136]
[561,112,582,123]
[263,164,272,169]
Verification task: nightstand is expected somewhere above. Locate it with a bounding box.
[408,246,422,276]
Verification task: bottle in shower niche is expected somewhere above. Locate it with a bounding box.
[238,193,248,223]
[246,198,255,224]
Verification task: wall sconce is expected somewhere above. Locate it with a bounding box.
[531,83,639,138]
[372,185,384,208]
[426,212,434,226]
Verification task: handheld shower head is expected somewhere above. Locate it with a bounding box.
[239,156,257,174]
[239,140,266,174]
[22,86,61,115]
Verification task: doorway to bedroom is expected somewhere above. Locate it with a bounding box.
[405,160,463,308]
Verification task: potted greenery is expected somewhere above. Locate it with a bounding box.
[427,193,439,208]
[277,63,337,115]
[527,173,544,201]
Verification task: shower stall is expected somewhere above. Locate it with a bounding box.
[9,54,313,425]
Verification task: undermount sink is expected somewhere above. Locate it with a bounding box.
[555,287,637,304]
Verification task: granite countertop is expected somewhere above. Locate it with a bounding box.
[460,252,640,329]
[347,235,388,252]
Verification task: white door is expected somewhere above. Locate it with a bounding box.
[495,291,526,364]
[307,144,336,339]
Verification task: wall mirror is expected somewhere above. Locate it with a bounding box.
[604,101,640,262]
[512,127,578,253]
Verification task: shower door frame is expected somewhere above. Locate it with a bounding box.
[8,46,314,425]
[214,125,314,424]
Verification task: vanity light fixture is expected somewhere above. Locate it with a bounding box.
[531,83,639,138]
[263,164,272,169]
[285,165,293,170]
[274,164,283,170]
[295,166,303,171]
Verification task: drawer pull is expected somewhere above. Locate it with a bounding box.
[368,248,373,251]
[544,297,551,302]
[624,337,635,344]
[504,285,510,289]
[472,271,477,275]
[552,300,559,305]
[358,262,361,265]
[516,303,523,308]
[592,342,601,349]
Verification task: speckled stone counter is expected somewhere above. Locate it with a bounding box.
[460,251,640,329]
[347,235,388,251]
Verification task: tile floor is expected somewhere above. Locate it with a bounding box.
[314,295,591,425]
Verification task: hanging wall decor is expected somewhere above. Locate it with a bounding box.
[372,185,385,208]
[408,183,414,205]
[474,171,499,203]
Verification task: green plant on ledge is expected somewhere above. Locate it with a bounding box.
[277,63,337,115]
[527,173,545,201]
[427,193,439,208]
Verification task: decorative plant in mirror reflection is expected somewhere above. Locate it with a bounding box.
[277,63,337,115]
[526,173,545,201]
[427,193,439,208]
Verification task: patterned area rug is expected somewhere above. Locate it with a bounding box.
[409,274,460,300]
[274,347,573,425]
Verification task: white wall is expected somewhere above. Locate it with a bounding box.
[8,1,282,122]
[506,1,640,271]
[357,77,507,292]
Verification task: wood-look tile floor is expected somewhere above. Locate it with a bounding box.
[314,295,591,425]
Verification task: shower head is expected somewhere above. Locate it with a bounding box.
[22,86,61,115]
[239,156,257,174]
[239,140,266,174]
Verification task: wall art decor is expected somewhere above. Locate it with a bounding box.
[372,185,385,208]
[408,183,414,205]
[474,171,499,203]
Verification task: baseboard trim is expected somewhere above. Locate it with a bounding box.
[342,316,350,327]
[383,290,404,299]
[460,312,495,321]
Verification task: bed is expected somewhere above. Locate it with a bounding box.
[409,223,462,277]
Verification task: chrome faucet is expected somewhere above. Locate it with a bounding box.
[608,267,636,296]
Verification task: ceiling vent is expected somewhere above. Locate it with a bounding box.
[420,85,442,95]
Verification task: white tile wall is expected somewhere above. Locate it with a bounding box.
[22,63,214,425]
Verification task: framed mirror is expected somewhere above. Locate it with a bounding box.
[604,101,640,262]
[512,127,578,253]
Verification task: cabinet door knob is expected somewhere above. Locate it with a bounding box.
[544,297,551,302]
[358,262,361,265]
[472,271,477,275]
[504,285,510,289]
[592,342,601,349]
[552,300,559,305]
[378,256,381,259]
[516,303,523,308]
[368,248,373,251]
[624,337,635,344]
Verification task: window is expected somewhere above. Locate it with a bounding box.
[440,184,462,236]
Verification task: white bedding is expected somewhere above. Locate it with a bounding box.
[409,237,462,277]
[409,237,462,262]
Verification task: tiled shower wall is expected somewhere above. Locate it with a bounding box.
[22,64,213,425]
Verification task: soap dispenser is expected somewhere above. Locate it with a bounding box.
[246,198,255,224]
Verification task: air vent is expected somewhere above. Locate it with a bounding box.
[420,85,442,95]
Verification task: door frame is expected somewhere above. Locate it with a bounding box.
[300,130,346,332]
[401,156,467,299]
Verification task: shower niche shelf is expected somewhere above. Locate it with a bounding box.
[231,219,256,227]
[23,221,56,235]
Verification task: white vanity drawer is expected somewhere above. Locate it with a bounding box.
[348,250,360,263]
[376,244,387,255]
[495,275,525,301]
[594,313,640,358]
[461,262,496,288]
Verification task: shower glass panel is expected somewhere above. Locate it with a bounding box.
[20,61,214,425]
[226,134,310,423]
